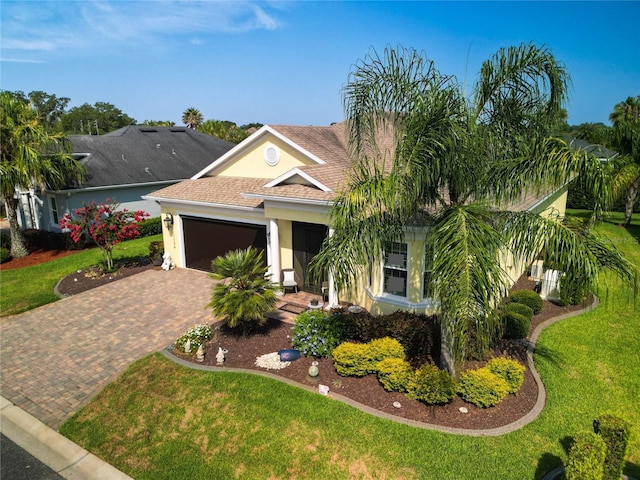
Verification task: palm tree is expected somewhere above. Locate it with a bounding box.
[0,91,84,257]
[609,96,640,226]
[207,247,278,333]
[182,107,203,130]
[310,44,636,373]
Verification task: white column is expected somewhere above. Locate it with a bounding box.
[328,228,339,307]
[269,219,281,286]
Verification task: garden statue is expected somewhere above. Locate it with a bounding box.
[196,345,204,362]
[216,347,228,365]
[161,252,175,271]
[184,339,191,353]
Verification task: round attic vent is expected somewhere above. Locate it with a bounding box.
[264,145,280,166]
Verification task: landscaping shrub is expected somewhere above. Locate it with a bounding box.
[138,216,162,237]
[506,302,533,321]
[0,247,10,263]
[367,337,405,364]
[340,310,438,364]
[508,290,543,314]
[565,432,607,480]
[148,240,164,261]
[332,342,371,376]
[502,311,530,339]
[0,232,9,249]
[487,357,525,394]
[292,310,344,358]
[406,364,456,405]
[376,358,413,392]
[593,414,631,480]
[557,272,591,306]
[457,367,510,407]
[175,324,213,354]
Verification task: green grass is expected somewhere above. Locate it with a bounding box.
[0,235,162,317]
[59,217,639,479]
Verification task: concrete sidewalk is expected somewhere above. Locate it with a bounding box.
[1,395,131,479]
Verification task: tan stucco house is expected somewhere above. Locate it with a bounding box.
[144,122,568,315]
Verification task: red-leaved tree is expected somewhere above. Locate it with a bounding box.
[60,200,149,271]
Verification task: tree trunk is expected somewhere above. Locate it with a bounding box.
[624,176,639,227]
[4,196,29,258]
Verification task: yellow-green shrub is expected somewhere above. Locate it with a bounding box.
[332,342,371,376]
[565,432,607,480]
[487,357,525,394]
[406,364,456,404]
[376,358,413,392]
[367,337,405,363]
[457,367,510,407]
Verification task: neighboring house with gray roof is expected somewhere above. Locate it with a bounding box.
[16,126,235,231]
[145,122,570,316]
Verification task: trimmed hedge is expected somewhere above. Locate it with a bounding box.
[506,302,533,321]
[138,216,162,237]
[502,311,530,339]
[487,357,525,394]
[339,310,439,364]
[332,342,371,376]
[508,290,543,315]
[332,337,405,376]
[593,414,631,480]
[406,364,456,405]
[376,358,413,392]
[457,367,510,407]
[565,432,607,480]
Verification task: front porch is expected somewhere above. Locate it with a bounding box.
[269,289,327,323]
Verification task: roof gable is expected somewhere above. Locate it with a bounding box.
[192,125,330,180]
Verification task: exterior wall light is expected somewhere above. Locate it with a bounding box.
[163,213,174,230]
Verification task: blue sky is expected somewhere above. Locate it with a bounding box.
[2,1,639,128]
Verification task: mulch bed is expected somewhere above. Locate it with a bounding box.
[56,260,158,296]
[171,283,590,430]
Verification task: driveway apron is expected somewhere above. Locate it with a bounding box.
[1,268,213,430]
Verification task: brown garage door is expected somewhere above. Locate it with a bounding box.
[183,217,267,271]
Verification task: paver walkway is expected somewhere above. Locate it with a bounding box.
[1,268,213,430]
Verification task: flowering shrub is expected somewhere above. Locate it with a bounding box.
[292,310,344,358]
[60,199,149,271]
[175,324,213,353]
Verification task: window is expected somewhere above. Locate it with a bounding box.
[423,243,434,298]
[383,242,408,297]
[50,197,59,225]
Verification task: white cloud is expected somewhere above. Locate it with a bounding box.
[1,0,282,56]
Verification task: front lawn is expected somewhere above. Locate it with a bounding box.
[59,216,639,479]
[0,234,162,317]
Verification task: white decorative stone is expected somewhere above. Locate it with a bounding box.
[393,401,402,408]
[459,407,468,414]
[318,384,330,395]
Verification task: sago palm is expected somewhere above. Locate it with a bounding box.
[207,247,278,332]
[310,44,637,371]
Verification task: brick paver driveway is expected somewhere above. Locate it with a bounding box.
[1,268,213,429]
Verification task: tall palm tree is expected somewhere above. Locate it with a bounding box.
[310,44,636,372]
[609,96,640,226]
[0,91,84,257]
[182,107,203,130]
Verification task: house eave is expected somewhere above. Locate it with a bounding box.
[142,195,264,213]
[49,180,179,195]
[241,192,333,207]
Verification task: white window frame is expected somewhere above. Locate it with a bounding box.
[422,243,434,299]
[382,241,408,298]
[49,195,60,226]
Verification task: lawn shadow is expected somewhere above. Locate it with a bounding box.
[624,461,640,479]
[534,452,563,480]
